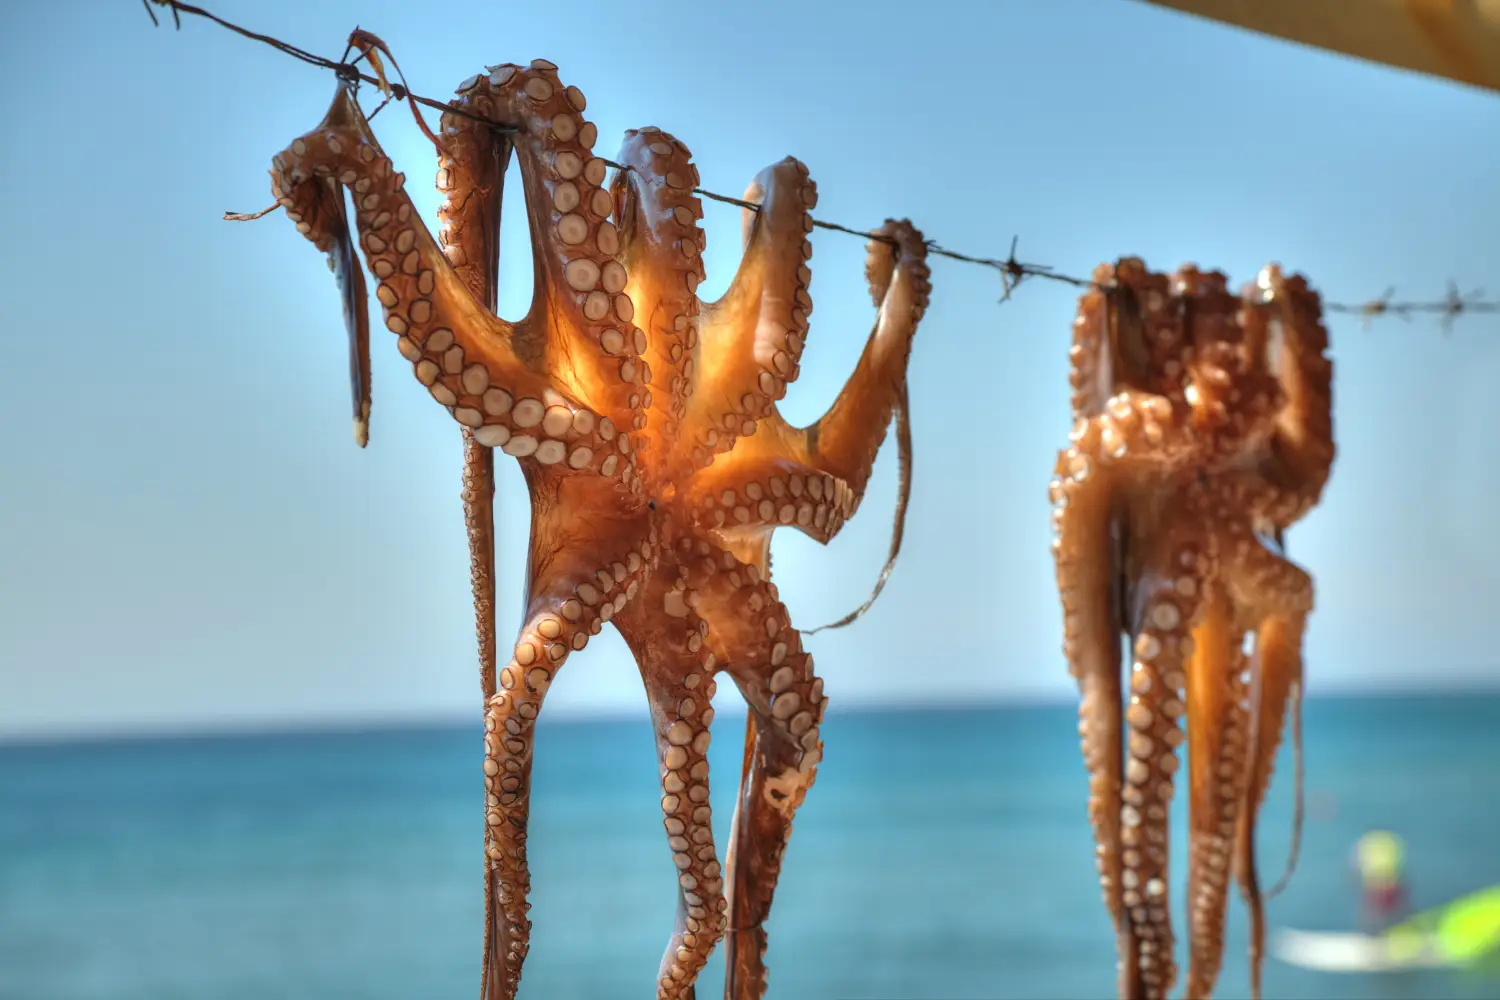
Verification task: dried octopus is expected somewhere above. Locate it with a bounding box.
[264,55,930,1000]
[1049,259,1334,999]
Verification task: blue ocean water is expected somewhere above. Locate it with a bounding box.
[2,696,1497,1000]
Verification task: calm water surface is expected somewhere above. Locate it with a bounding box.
[2,697,1498,999]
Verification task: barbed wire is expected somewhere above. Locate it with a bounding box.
[142,0,1500,330]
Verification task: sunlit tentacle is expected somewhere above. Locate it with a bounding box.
[271,86,636,487]
[690,158,817,445]
[446,62,648,427]
[690,220,929,544]
[611,128,708,481]
[764,221,929,499]
[682,459,856,543]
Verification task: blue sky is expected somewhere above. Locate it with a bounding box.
[2,0,1498,739]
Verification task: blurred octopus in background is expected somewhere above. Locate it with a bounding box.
[1050,258,1334,1000]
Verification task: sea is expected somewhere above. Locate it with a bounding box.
[2,695,1498,1000]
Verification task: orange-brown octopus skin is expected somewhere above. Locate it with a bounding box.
[1051,260,1334,1000]
[267,60,931,1000]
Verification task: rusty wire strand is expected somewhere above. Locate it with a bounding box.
[146,0,1500,330]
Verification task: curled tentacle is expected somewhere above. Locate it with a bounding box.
[690,158,818,442]
[445,62,649,427]
[680,460,856,543]
[1072,260,1182,419]
[1174,266,1284,469]
[271,86,638,490]
[270,85,372,446]
[789,220,929,501]
[677,221,928,545]
[1240,265,1336,526]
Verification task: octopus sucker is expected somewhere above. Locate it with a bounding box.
[1053,259,1335,999]
[264,56,931,1000]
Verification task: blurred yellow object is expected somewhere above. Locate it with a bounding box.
[1357,829,1406,890]
[1141,0,1500,95]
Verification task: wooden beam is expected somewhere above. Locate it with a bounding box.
[1141,0,1500,95]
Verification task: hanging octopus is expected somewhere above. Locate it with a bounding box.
[1049,258,1334,999]
[263,53,930,1000]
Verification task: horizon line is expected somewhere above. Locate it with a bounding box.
[4,680,1498,751]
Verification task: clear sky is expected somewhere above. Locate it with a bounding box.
[2,0,1498,740]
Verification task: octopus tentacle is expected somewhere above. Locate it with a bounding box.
[681,460,856,543]
[805,377,914,634]
[1227,536,1313,998]
[1050,432,1127,941]
[1119,503,1209,999]
[482,523,657,1000]
[690,158,817,443]
[781,221,930,501]
[610,128,708,481]
[271,87,637,487]
[434,91,513,314]
[1174,267,1284,468]
[669,538,825,1000]
[327,170,374,448]
[269,101,373,446]
[1240,266,1336,524]
[462,431,501,986]
[1072,261,1185,419]
[1182,583,1251,1000]
[612,553,730,1000]
[689,220,929,543]
[448,62,649,427]
[1262,677,1304,901]
[1233,614,1303,1000]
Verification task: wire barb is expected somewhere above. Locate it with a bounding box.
[143,0,1500,331]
